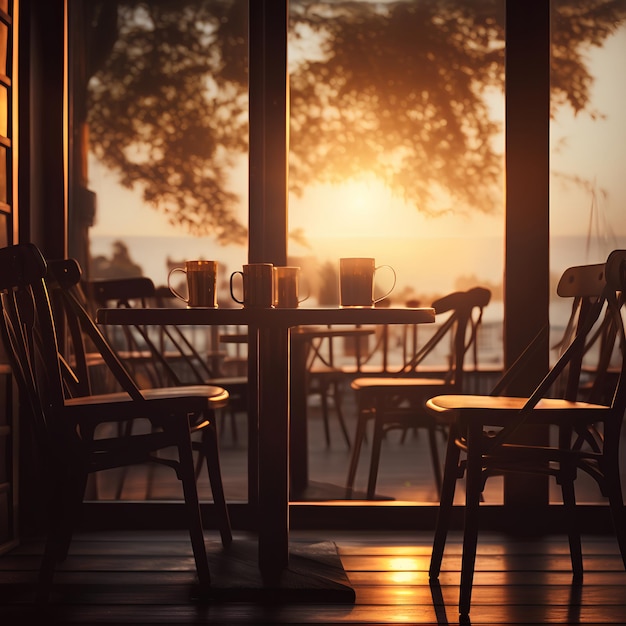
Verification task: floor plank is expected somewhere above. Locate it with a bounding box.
[0,530,625,624]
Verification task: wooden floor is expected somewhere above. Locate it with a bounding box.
[1,529,625,624]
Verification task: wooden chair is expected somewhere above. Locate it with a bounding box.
[426,251,626,621]
[345,287,491,499]
[0,244,232,600]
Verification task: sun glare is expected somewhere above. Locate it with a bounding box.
[349,180,380,212]
[327,178,391,236]
[290,176,417,240]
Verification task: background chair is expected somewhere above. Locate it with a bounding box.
[0,245,232,600]
[85,277,219,387]
[304,301,430,450]
[83,277,168,389]
[426,251,626,620]
[345,287,491,499]
[85,277,248,442]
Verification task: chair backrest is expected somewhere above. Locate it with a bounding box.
[44,258,145,401]
[555,261,612,402]
[398,286,492,391]
[489,249,626,449]
[490,262,611,400]
[0,245,84,455]
[47,258,94,397]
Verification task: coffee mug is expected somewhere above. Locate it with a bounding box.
[168,260,218,308]
[273,266,309,309]
[230,263,274,308]
[339,257,396,307]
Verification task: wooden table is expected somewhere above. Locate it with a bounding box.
[96,306,435,580]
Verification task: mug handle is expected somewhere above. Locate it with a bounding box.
[230,271,245,305]
[298,278,311,304]
[168,267,189,303]
[373,264,396,303]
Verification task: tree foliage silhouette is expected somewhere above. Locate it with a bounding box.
[85,0,626,243]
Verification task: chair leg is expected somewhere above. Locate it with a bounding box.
[345,405,369,498]
[366,411,386,499]
[320,382,332,447]
[599,432,626,571]
[560,472,583,581]
[177,431,212,588]
[603,462,626,571]
[145,459,159,499]
[114,425,130,499]
[427,423,443,498]
[458,422,482,620]
[194,446,205,480]
[332,381,352,448]
[38,494,64,603]
[429,423,461,579]
[38,467,87,603]
[200,425,233,547]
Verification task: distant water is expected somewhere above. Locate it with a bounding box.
[91,233,621,287]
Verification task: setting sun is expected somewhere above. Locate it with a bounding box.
[290,176,401,239]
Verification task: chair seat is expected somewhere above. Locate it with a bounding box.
[427,394,607,416]
[65,385,230,408]
[351,376,449,391]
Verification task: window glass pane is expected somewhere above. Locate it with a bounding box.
[549,6,626,504]
[288,1,505,504]
[69,0,249,503]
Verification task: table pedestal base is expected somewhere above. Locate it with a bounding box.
[202,538,355,603]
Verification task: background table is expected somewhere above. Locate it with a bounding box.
[220,324,375,496]
[96,306,435,579]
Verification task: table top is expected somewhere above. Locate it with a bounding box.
[220,325,376,343]
[96,306,435,327]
